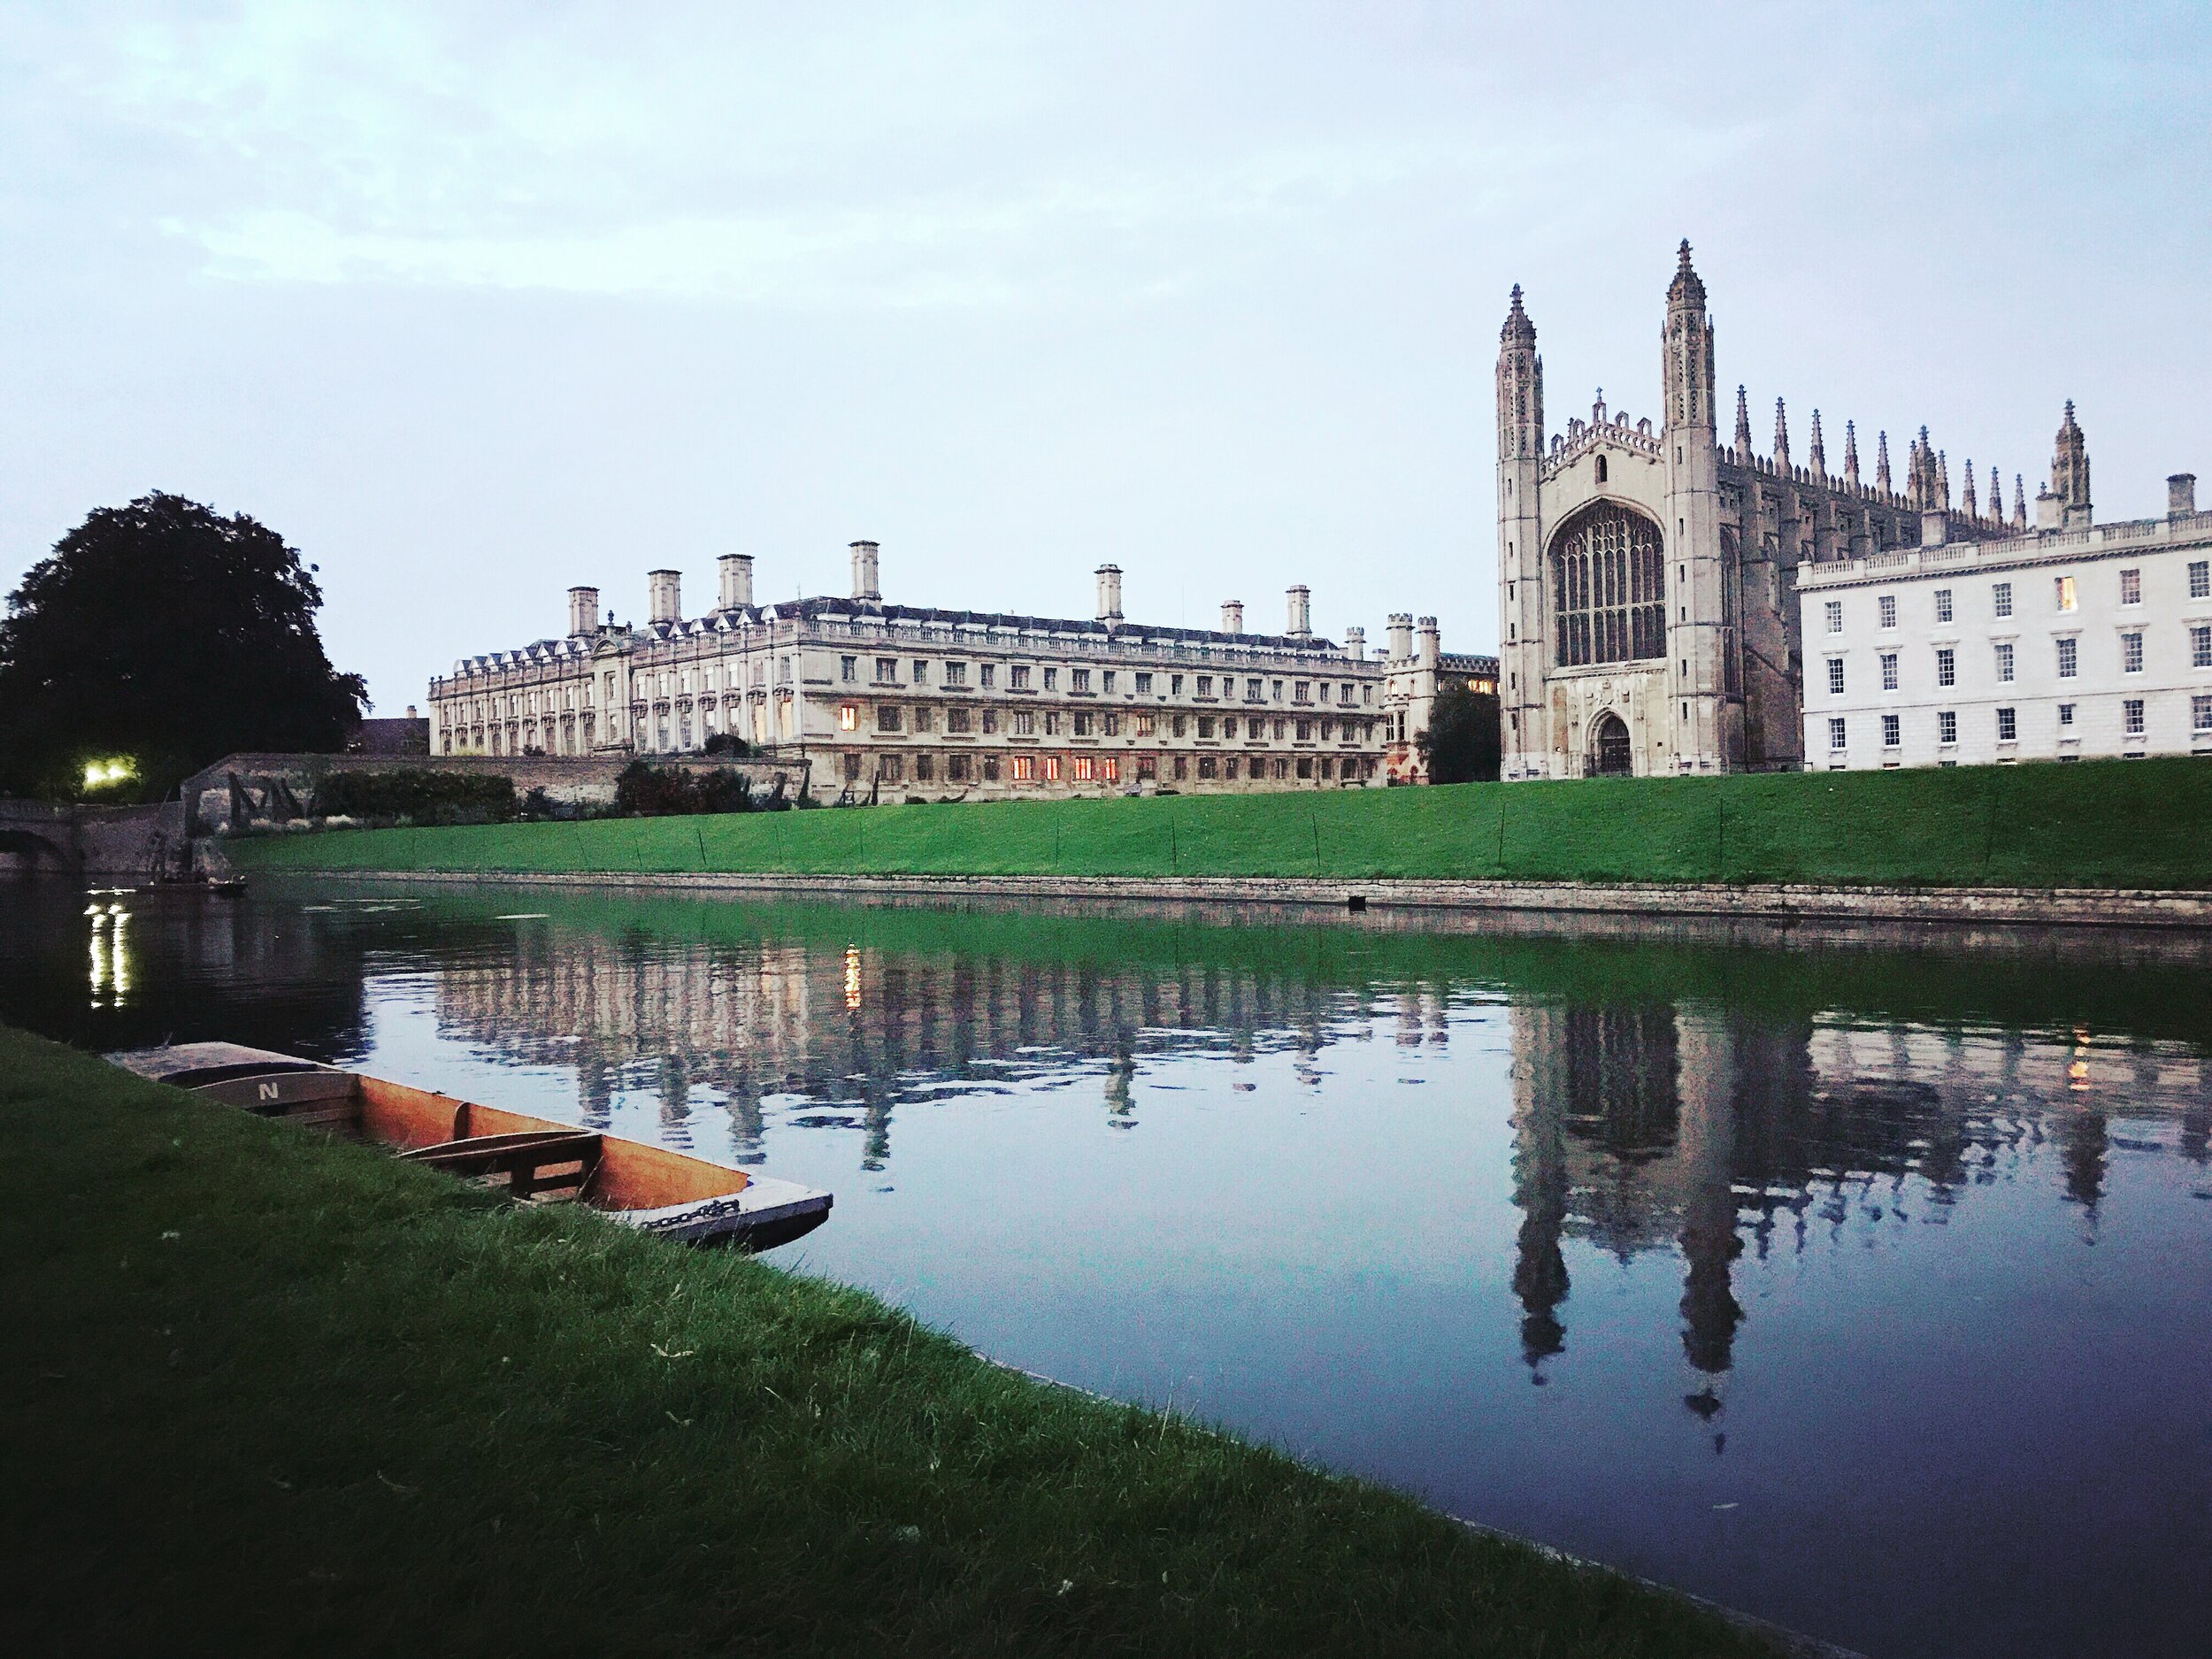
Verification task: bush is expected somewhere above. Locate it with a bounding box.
[313,769,517,826]
[702,733,752,757]
[613,761,765,818]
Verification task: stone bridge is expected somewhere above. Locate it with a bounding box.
[0,800,187,880]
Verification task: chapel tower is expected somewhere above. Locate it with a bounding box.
[1658,242,1741,770]
[1496,285,1547,771]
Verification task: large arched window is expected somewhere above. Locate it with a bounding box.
[1551,504,1664,667]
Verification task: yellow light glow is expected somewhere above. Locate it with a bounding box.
[81,757,138,790]
[844,945,862,1011]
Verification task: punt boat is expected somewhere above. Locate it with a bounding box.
[107,1042,832,1251]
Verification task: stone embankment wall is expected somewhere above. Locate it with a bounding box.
[182,752,813,833]
[0,799,186,880]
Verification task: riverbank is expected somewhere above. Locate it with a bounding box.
[225,757,2212,893]
[0,1025,1793,1658]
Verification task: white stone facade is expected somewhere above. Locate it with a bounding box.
[1797,465,2212,768]
[428,547,1495,798]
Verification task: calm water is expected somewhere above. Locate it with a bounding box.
[5,875,2210,1659]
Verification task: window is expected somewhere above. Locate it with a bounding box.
[1878,594,1898,629]
[1551,504,1665,665]
[1828,717,1847,750]
[1102,758,1120,782]
[877,705,902,732]
[980,664,996,688]
[1824,600,1843,634]
[980,710,998,734]
[2194,624,2212,669]
[1196,676,1213,698]
[1826,657,1846,695]
[1935,588,1954,624]
[838,703,857,731]
[1295,719,1313,741]
[1010,664,1031,689]
[945,662,967,687]
[1880,652,1899,691]
[911,660,928,684]
[1071,669,1091,693]
[1043,669,1057,690]
[1072,755,1095,781]
[2195,694,2212,733]
[1938,710,1957,745]
[1271,680,1285,702]
[1171,675,1184,695]
[2124,698,2146,738]
[1294,680,1310,703]
[1102,672,1116,693]
[1173,756,1188,780]
[876,657,898,683]
[1883,713,1900,748]
[1197,755,1218,780]
[914,754,934,782]
[1247,678,1263,701]
[1996,641,2015,682]
[1994,581,2013,618]
[1135,711,1156,736]
[2057,637,2078,679]
[1997,706,2017,741]
[946,707,972,733]
[2058,703,2075,727]
[1937,647,1956,687]
[2055,575,2078,612]
[1012,711,1034,736]
[1011,755,1035,782]
[911,707,932,733]
[1072,712,1094,736]
[1043,711,1060,735]
[1196,716,1215,738]
[2192,560,2210,600]
[1135,672,1153,695]
[1042,756,1061,781]
[2120,568,2142,606]
[2123,631,2144,673]
[948,753,972,781]
[1103,711,1120,735]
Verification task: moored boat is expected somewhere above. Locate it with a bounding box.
[107,1042,831,1250]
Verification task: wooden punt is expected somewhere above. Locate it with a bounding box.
[107,1042,832,1251]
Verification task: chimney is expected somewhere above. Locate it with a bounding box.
[1344,626,1365,663]
[718,553,754,611]
[2170,473,2198,518]
[404,705,419,720]
[850,541,880,603]
[1220,600,1244,634]
[1387,612,1414,661]
[1286,585,1311,638]
[1095,564,1123,623]
[1417,616,1440,668]
[567,585,601,639]
[647,569,681,626]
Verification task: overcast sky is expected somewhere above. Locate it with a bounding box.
[3,3,2207,711]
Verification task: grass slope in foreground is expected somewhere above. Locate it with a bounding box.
[231,756,2212,890]
[0,1028,1774,1658]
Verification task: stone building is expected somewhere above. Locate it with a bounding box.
[1796,419,2211,768]
[427,546,1494,796]
[1499,244,1932,780]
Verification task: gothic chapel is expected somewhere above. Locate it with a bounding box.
[1498,242,1929,778]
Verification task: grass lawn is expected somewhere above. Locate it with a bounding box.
[0,1026,1778,1657]
[227,756,2212,890]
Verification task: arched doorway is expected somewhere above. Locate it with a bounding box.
[1588,711,1632,777]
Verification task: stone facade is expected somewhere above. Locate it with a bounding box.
[429,549,1495,798]
[1500,245,1931,780]
[1798,448,2212,768]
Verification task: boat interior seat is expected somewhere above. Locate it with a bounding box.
[398,1129,604,1201]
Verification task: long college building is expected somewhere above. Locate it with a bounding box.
[426,544,1495,795]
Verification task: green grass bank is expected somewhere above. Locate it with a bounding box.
[228,757,2212,890]
[0,1027,1776,1657]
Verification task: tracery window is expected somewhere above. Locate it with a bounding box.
[1551,505,1664,667]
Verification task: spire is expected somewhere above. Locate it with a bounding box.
[1666,238,1707,312]
[1962,458,1978,518]
[1937,449,1950,509]
[2014,474,2028,528]
[1989,465,2003,526]
[1733,385,1752,453]
[1593,387,1608,426]
[1876,430,1892,494]
[1772,397,1790,470]
[1500,283,1536,349]
[1808,410,1827,476]
[1661,241,1716,433]
[1843,419,1861,488]
[2051,399,2090,511]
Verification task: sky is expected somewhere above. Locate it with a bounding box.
[2,2,2208,713]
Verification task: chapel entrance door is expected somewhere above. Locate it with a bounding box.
[1589,711,1632,777]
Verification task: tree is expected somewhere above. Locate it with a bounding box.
[1416,684,1502,785]
[0,493,367,801]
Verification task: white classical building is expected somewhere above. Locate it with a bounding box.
[427,544,1494,798]
[1797,432,2211,768]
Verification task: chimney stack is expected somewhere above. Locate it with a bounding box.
[1387,612,1414,661]
[1095,564,1123,623]
[647,569,681,626]
[1286,585,1312,638]
[567,585,601,639]
[1344,626,1365,662]
[1220,600,1244,634]
[718,553,754,611]
[1417,616,1440,668]
[2170,473,2198,518]
[850,541,880,603]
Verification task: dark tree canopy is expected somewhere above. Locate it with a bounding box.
[0,493,366,800]
[1416,684,1502,786]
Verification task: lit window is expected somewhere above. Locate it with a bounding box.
[1072,755,1095,780]
[838,703,857,731]
[1878,594,1898,629]
[1827,658,1846,695]
[2194,624,2212,669]
[1995,641,2015,682]
[1937,647,1955,687]
[1938,710,1957,745]
[1824,600,1844,634]
[2055,575,2078,612]
[1011,755,1035,781]
[1042,756,1061,781]
[1102,757,1120,781]
[1828,716,1847,749]
[2191,560,2210,600]
[2057,637,2078,679]
[1993,581,2013,618]
[2123,632,2144,673]
[1934,588,1954,624]
[1880,652,1899,691]
[2194,694,2212,733]
[2120,568,2142,606]
[1997,706,2017,741]
[2124,698,2146,738]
